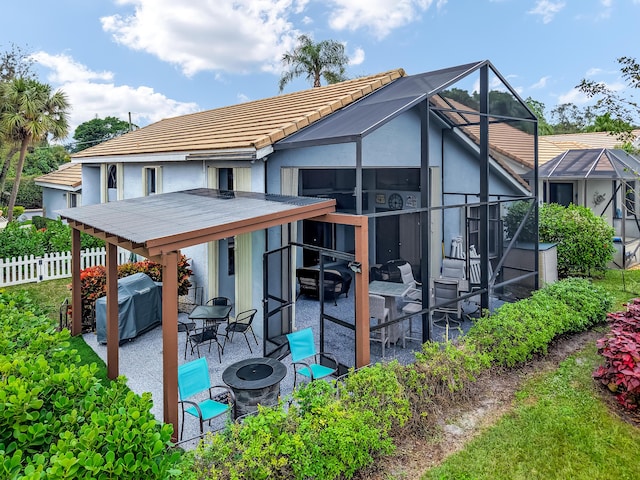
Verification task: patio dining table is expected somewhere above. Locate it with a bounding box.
[188,304,232,330]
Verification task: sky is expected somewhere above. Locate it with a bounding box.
[1,0,638,142]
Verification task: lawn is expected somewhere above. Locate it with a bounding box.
[421,343,640,480]
[420,270,640,480]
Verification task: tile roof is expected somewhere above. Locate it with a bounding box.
[72,69,406,159]
[34,162,82,189]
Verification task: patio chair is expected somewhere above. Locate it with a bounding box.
[177,357,235,440]
[206,297,233,319]
[397,262,422,301]
[369,294,390,357]
[432,279,462,329]
[286,327,339,389]
[185,321,225,363]
[223,308,259,353]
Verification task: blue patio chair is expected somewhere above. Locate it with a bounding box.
[286,327,339,389]
[177,357,235,440]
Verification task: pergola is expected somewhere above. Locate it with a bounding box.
[58,188,370,440]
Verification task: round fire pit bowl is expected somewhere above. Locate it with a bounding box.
[222,357,287,418]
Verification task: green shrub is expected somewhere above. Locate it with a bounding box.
[0,219,105,259]
[464,295,572,367]
[0,223,46,258]
[539,203,615,277]
[503,202,616,278]
[503,200,537,242]
[15,177,42,209]
[31,216,47,230]
[0,290,181,479]
[535,277,612,332]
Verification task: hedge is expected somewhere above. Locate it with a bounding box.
[0,290,181,479]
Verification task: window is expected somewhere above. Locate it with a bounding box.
[143,167,162,195]
[549,182,573,207]
[67,192,80,208]
[468,204,501,258]
[107,164,118,202]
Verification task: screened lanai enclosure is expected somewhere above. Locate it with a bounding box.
[535,148,640,269]
[272,60,540,347]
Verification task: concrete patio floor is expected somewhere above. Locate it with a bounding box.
[82,293,488,449]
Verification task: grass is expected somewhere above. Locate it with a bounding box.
[2,278,110,384]
[592,268,640,309]
[422,343,640,480]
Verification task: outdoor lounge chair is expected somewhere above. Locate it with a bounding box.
[177,357,235,440]
[286,327,339,388]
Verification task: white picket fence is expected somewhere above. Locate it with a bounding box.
[0,247,131,287]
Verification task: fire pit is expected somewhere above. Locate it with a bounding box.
[222,357,287,418]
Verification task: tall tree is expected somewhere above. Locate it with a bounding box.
[0,44,36,196]
[0,78,69,221]
[279,35,349,92]
[550,103,593,134]
[577,56,640,144]
[71,116,132,153]
[525,97,554,135]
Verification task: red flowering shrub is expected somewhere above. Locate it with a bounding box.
[593,298,640,410]
[77,255,193,322]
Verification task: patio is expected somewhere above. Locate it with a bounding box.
[82,293,484,449]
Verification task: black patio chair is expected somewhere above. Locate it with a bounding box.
[185,322,225,363]
[223,308,258,353]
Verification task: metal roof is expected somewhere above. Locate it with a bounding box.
[276,60,536,150]
[57,189,336,257]
[536,149,640,180]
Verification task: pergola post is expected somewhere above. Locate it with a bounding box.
[106,242,119,380]
[353,216,370,368]
[71,227,82,336]
[161,251,179,442]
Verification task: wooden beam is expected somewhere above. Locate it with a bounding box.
[161,251,179,442]
[353,216,370,367]
[106,243,119,380]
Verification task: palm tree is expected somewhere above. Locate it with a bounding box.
[279,35,349,92]
[0,78,69,221]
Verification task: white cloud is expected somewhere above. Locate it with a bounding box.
[558,87,589,105]
[527,0,565,24]
[349,47,365,66]
[30,52,199,138]
[325,0,443,39]
[101,0,302,76]
[531,76,550,89]
[237,93,251,103]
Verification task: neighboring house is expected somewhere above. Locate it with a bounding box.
[531,148,640,269]
[68,60,538,351]
[538,130,640,164]
[34,162,82,219]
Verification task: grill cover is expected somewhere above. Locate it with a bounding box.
[96,272,162,344]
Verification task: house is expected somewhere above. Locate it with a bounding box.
[34,162,82,218]
[58,59,538,438]
[532,148,640,268]
[63,59,538,365]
